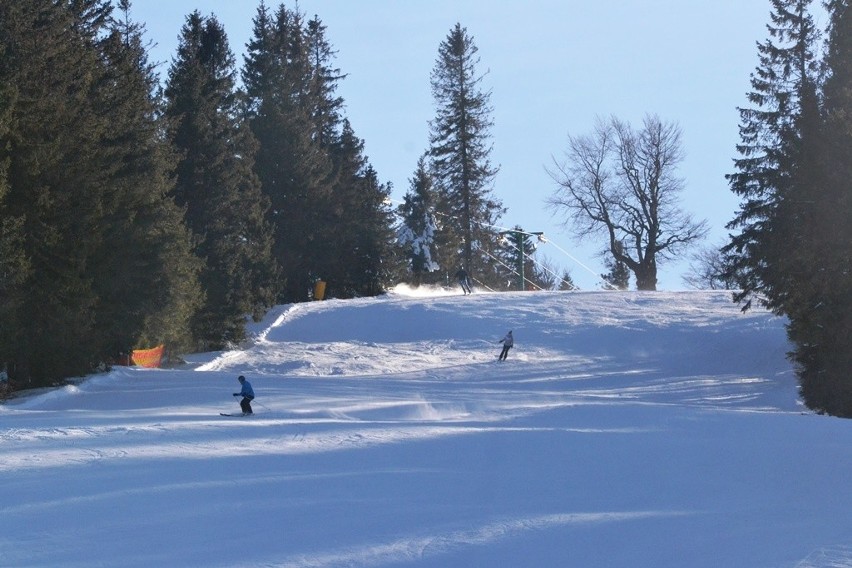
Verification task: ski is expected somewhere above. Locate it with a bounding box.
[220,413,253,417]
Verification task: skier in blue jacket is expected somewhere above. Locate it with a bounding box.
[232,375,255,415]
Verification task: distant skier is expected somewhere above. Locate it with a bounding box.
[232,375,255,415]
[456,267,472,295]
[497,330,513,361]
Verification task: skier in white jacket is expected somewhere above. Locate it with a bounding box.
[498,330,513,361]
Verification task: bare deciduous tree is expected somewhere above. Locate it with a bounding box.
[548,114,708,290]
[682,243,737,290]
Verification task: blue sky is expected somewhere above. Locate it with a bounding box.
[131,0,823,290]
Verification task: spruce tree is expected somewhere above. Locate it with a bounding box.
[602,243,631,290]
[791,0,852,414]
[243,3,334,302]
[721,0,852,414]
[164,11,278,349]
[397,155,441,286]
[244,5,394,301]
[0,35,30,374]
[304,15,345,149]
[558,271,577,291]
[723,0,821,311]
[324,120,395,297]
[95,0,202,357]
[428,23,504,286]
[0,0,116,383]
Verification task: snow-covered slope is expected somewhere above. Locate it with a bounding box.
[2,289,851,567]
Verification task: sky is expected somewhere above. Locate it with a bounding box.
[6,287,846,567]
[129,1,828,290]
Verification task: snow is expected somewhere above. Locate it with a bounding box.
[2,287,851,567]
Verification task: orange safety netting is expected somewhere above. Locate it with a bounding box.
[131,345,164,368]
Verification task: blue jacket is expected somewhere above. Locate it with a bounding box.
[239,380,255,399]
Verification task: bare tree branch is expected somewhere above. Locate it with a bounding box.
[547,114,709,290]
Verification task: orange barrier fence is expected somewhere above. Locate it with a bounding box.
[131,345,165,368]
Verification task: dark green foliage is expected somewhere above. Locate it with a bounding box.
[725,0,852,416]
[0,0,202,385]
[92,1,201,358]
[602,243,631,290]
[494,227,545,291]
[724,0,822,311]
[163,11,278,349]
[0,0,401,387]
[243,4,335,302]
[397,155,441,286]
[1,0,111,382]
[428,24,504,287]
[558,271,577,291]
[0,37,30,370]
[244,3,393,302]
[790,0,852,415]
[322,121,397,297]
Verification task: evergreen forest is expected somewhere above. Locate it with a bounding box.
[0,0,850,419]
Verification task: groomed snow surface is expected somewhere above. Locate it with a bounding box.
[2,288,851,567]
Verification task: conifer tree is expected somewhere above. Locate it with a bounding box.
[429,24,504,286]
[245,4,393,301]
[397,155,441,286]
[723,0,821,311]
[95,0,202,356]
[721,0,852,414]
[324,120,396,296]
[558,271,577,291]
[790,0,852,414]
[602,243,631,290]
[0,36,30,372]
[305,15,345,149]
[164,11,278,349]
[243,3,334,302]
[0,0,115,383]
[0,0,206,382]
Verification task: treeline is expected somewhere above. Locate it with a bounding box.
[724,0,852,416]
[0,0,401,387]
[0,1,548,388]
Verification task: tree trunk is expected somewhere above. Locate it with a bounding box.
[634,265,658,291]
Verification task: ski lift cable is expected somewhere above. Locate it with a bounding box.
[390,196,600,284]
[499,238,574,290]
[541,238,601,280]
[480,247,545,292]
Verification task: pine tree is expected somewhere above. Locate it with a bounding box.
[95,0,202,357]
[0,0,117,383]
[0,33,30,373]
[429,24,504,286]
[397,155,440,286]
[723,0,821,311]
[558,271,577,291]
[304,15,345,149]
[602,242,631,290]
[791,0,852,414]
[243,3,334,302]
[324,120,396,297]
[495,227,541,291]
[164,11,278,349]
